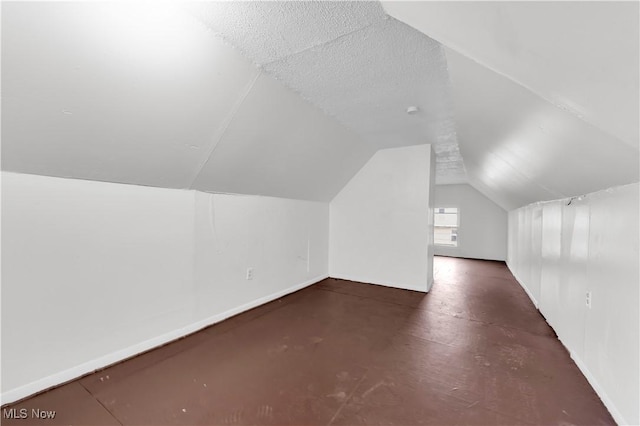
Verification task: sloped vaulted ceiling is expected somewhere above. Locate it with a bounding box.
[2,1,467,203]
[384,1,640,210]
[185,1,466,184]
[1,2,372,201]
[5,1,635,209]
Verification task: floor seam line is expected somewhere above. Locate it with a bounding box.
[316,287,420,309]
[318,286,553,338]
[78,381,124,426]
[326,370,368,426]
[410,304,554,337]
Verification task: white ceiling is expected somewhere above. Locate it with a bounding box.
[187,1,467,185]
[384,1,639,150]
[191,72,372,200]
[1,2,373,201]
[446,48,639,211]
[184,1,387,66]
[3,1,637,210]
[2,2,259,189]
[384,1,639,209]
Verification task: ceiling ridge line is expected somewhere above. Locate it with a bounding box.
[260,17,388,68]
[186,70,263,190]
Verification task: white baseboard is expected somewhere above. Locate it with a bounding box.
[506,262,627,425]
[329,273,430,293]
[1,274,328,406]
[506,261,539,309]
[568,350,627,425]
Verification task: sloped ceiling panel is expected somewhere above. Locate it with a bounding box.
[184,1,387,65]
[263,18,465,184]
[192,72,372,201]
[1,2,259,189]
[447,49,639,211]
[2,2,371,201]
[383,1,639,149]
[188,2,467,185]
[384,1,639,209]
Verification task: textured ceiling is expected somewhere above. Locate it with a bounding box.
[6,1,634,209]
[187,1,467,185]
[384,1,639,150]
[385,1,639,209]
[184,1,387,65]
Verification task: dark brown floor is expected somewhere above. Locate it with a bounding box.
[3,257,614,425]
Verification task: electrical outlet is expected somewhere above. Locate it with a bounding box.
[585,291,592,309]
[246,267,254,280]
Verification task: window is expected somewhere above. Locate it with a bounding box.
[434,207,458,247]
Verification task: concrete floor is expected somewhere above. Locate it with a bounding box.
[2,257,613,425]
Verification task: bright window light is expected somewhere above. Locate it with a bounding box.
[434,207,458,247]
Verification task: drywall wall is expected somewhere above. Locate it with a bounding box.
[193,191,329,319]
[1,172,194,402]
[329,145,434,292]
[434,184,507,261]
[1,172,329,403]
[507,183,639,425]
[426,149,436,285]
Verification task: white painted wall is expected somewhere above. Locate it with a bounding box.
[193,191,329,320]
[329,145,434,292]
[426,150,436,285]
[1,172,329,404]
[507,183,639,425]
[434,184,507,261]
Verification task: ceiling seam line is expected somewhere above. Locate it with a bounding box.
[186,70,263,189]
[260,19,386,68]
